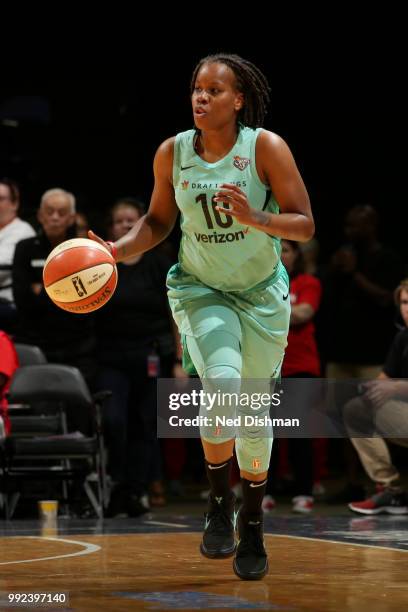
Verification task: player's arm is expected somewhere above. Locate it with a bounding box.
[214,131,314,242]
[89,138,179,262]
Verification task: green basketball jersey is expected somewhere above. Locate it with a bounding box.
[173,125,282,291]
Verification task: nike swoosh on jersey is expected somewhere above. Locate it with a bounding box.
[180,164,197,171]
[283,293,289,300]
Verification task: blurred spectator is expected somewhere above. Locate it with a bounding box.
[343,279,408,515]
[0,178,35,333]
[321,204,403,502]
[297,237,329,494]
[75,211,89,238]
[94,197,185,517]
[12,188,96,431]
[322,205,403,373]
[264,240,322,513]
[299,237,320,277]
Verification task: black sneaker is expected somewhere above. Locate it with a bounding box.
[127,493,150,518]
[200,493,236,558]
[233,511,268,580]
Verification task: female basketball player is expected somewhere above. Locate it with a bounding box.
[90,53,314,580]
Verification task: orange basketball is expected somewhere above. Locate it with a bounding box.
[43,238,118,314]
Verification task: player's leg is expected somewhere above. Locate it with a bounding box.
[233,274,290,579]
[185,302,243,558]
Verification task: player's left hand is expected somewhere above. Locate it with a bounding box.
[214,184,256,226]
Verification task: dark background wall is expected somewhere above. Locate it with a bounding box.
[1,46,405,260]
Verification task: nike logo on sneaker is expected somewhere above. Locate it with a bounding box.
[208,462,228,470]
[283,293,289,300]
[180,164,196,171]
[249,480,267,488]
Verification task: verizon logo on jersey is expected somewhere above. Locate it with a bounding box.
[194,228,249,243]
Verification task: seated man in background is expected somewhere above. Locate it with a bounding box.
[12,188,96,433]
[0,178,35,333]
[343,279,408,514]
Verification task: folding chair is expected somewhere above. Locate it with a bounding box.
[2,364,110,519]
[8,344,51,438]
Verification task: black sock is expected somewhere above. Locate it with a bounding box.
[241,477,267,517]
[205,457,232,499]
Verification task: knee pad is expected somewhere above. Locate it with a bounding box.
[186,330,242,380]
[234,380,273,474]
[199,364,241,444]
[235,434,273,475]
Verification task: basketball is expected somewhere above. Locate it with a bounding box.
[43,238,118,313]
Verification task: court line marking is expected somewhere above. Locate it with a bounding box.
[2,531,406,563]
[121,530,408,554]
[66,530,408,555]
[266,533,408,554]
[0,536,101,566]
[143,520,189,528]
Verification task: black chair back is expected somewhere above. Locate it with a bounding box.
[14,344,47,366]
[9,364,93,409]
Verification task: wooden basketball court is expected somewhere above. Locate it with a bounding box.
[1,513,407,610]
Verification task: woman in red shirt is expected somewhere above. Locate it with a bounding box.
[282,240,321,379]
[264,241,322,513]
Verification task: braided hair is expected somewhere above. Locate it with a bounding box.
[190,53,271,128]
